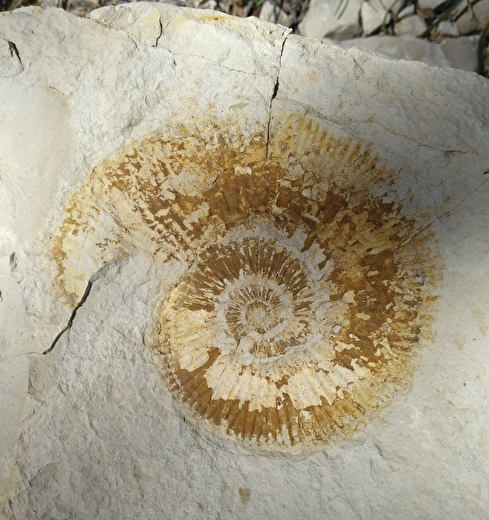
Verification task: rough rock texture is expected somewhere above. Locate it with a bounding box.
[1,3,489,519]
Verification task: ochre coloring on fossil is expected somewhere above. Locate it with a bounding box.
[52,113,440,453]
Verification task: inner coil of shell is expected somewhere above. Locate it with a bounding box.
[53,113,439,453]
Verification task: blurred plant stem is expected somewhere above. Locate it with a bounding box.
[381,0,401,34]
[8,0,23,9]
[477,19,489,75]
[334,0,349,18]
[418,0,464,37]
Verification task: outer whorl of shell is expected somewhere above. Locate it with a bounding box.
[53,113,439,453]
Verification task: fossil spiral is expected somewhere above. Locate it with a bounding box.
[53,112,439,452]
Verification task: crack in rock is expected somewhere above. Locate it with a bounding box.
[8,40,23,68]
[155,19,163,47]
[43,280,93,355]
[266,33,289,159]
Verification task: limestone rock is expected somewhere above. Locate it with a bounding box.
[389,0,406,16]
[1,4,489,520]
[40,0,61,6]
[361,0,390,35]
[397,3,415,17]
[439,34,479,70]
[417,0,446,10]
[457,0,489,34]
[452,0,469,18]
[336,34,479,71]
[436,20,459,36]
[394,13,426,34]
[259,0,293,27]
[298,0,363,39]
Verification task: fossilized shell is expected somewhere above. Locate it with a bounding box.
[52,111,440,453]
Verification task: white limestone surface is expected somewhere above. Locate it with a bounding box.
[1,4,489,519]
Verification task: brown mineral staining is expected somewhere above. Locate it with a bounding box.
[52,110,440,453]
[239,488,251,505]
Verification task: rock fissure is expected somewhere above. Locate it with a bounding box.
[43,280,93,355]
[368,119,439,150]
[155,19,163,47]
[154,41,270,76]
[405,175,489,241]
[266,35,289,158]
[445,176,489,214]
[8,40,22,68]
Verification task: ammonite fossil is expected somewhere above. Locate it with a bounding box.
[53,112,439,453]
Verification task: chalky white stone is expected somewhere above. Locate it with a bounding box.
[1,4,489,519]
